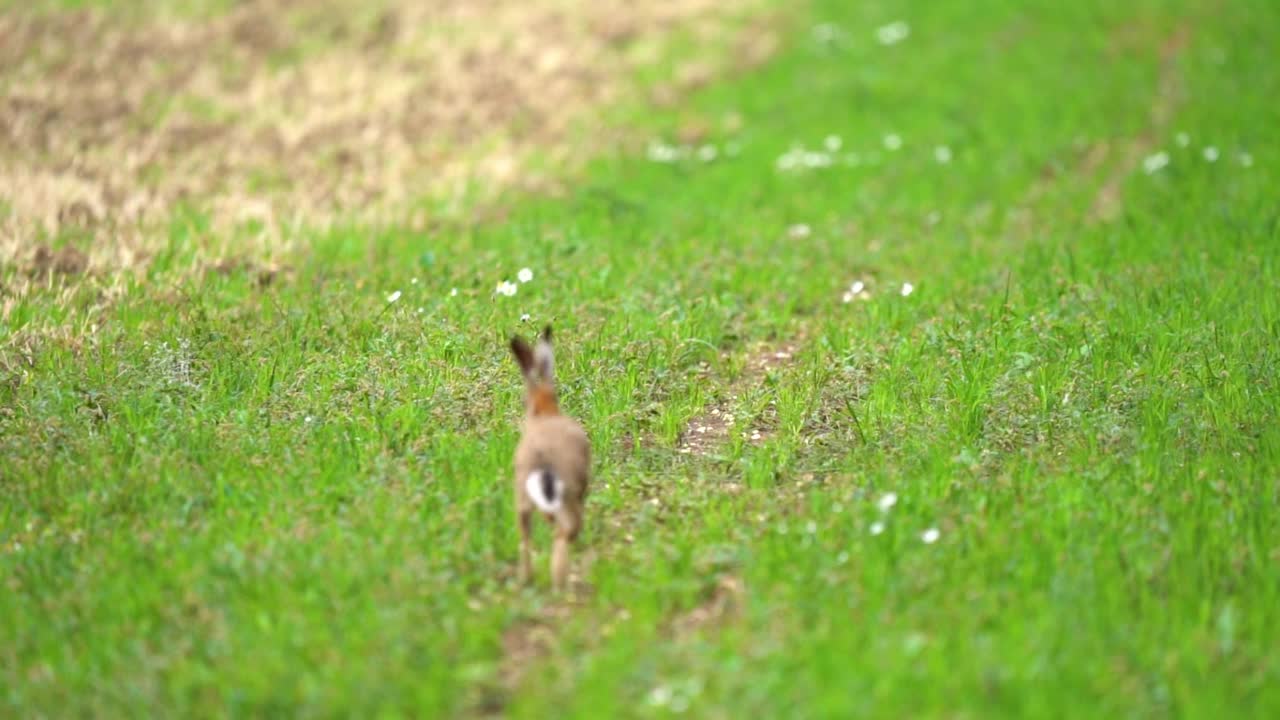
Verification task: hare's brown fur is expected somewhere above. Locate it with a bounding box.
[509,326,590,591]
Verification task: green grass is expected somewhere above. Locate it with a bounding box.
[4,0,1280,716]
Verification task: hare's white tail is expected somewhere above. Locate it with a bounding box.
[525,468,563,513]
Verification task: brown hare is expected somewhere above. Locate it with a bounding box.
[509,325,590,591]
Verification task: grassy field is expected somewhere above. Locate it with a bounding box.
[4,0,1279,716]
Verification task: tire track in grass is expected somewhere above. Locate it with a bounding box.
[1088,23,1191,224]
[621,21,1202,679]
[1004,21,1192,237]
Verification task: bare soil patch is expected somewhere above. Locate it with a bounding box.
[499,602,573,692]
[679,338,800,456]
[669,573,744,636]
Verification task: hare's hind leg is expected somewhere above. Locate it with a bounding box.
[550,529,570,592]
[517,508,533,585]
[550,509,580,593]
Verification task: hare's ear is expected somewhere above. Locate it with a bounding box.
[510,335,535,377]
[534,325,554,381]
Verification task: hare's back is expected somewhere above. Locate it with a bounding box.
[523,416,589,485]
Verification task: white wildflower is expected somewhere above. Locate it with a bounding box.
[697,144,718,162]
[450,288,458,297]
[876,21,910,46]
[883,133,903,151]
[410,278,419,285]
[850,280,865,294]
[900,282,915,297]
[386,290,402,303]
[1142,151,1170,174]
[934,145,952,164]
[304,415,314,424]
[877,492,898,512]
[788,223,812,239]
[1175,132,1190,148]
[842,291,855,303]
[812,23,841,44]
[776,149,801,172]
[904,632,928,654]
[824,135,843,152]
[517,267,534,283]
[803,151,832,168]
[495,281,518,297]
[520,313,531,322]
[921,527,940,544]
[1203,146,1220,162]
[646,140,678,163]
[870,521,886,536]
[647,685,673,707]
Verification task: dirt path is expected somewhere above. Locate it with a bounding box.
[679,337,802,456]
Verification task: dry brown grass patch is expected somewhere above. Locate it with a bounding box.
[1,0,775,271]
